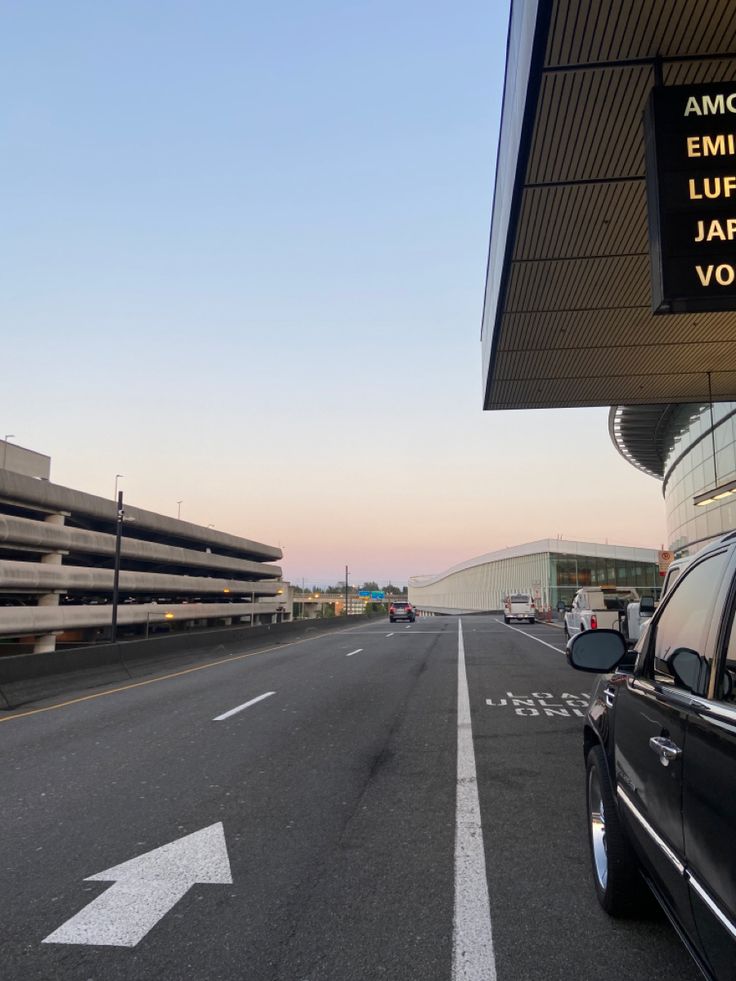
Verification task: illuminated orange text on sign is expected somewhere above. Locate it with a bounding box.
[645,83,736,313]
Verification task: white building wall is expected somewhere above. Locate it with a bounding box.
[409,551,550,613]
[409,538,659,614]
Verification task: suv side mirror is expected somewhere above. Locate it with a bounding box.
[670,648,708,696]
[567,629,627,673]
[640,596,656,615]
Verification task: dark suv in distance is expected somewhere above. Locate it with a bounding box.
[389,601,415,623]
[567,533,736,980]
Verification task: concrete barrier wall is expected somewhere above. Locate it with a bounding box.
[0,614,381,710]
[0,599,284,636]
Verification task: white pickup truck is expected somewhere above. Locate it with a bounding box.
[564,586,640,640]
[624,557,690,643]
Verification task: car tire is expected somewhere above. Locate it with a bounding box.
[529,617,535,623]
[389,618,395,623]
[586,745,649,917]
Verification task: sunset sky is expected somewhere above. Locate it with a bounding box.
[1,0,667,585]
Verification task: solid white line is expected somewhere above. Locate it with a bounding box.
[494,618,566,653]
[213,691,275,721]
[346,648,363,657]
[453,619,497,981]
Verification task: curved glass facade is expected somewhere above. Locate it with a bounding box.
[663,402,736,555]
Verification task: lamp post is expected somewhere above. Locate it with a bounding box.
[344,565,349,617]
[114,474,124,500]
[111,490,124,644]
[2,434,15,470]
[177,500,183,519]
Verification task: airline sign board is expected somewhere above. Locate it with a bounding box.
[645,83,736,313]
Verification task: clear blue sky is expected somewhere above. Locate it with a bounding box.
[1,1,666,584]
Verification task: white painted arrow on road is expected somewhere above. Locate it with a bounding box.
[43,822,232,947]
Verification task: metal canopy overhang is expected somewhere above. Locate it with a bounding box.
[608,403,676,478]
[482,0,736,410]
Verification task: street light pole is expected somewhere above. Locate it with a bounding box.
[114,474,124,500]
[2,434,15,470]
[111,490,124,644]
[344,565,349,617]
[177,500,183,520]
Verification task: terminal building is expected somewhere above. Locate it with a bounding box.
[409,539,659,615]
[611,401,736,556]
[0,440,290,653]
[480,1,736,554]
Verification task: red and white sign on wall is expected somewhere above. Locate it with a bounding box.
[658,550,675,576]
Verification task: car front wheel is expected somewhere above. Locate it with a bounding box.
[586,745,649,917]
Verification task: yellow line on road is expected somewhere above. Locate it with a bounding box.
[0,626,362,725]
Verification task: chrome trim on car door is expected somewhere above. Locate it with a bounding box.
[618,786,736,940]
[617,786,685,874]
[687,873,736,941]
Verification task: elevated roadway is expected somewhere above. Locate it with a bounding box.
[1,616,699,981]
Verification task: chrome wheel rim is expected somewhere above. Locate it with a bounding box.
[588,766,608,890]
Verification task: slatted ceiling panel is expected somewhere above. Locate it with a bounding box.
[527,68,650,185]
[514,181,647,261]
[505,254,650,314]
[492,370,736,409]
[502,370,736,405]
[501,309,736,352]
[664,3,736,58]
[664,58,736,85]
[497,342,736,383]
[546,0,736,67]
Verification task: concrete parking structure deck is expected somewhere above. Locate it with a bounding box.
[0,450,287,653]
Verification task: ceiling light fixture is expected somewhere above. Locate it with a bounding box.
[694,478,736,507]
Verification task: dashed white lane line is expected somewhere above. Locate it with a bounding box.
[386,632,394,637]
[453,618,496,981]
[345,649,363,657]
[494,618,566,654]
[213,691,275,721]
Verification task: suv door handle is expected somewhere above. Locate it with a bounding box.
[649,736,683,766]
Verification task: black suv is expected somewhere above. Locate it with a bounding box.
[567,533,736,980]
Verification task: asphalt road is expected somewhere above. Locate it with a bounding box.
[1,616,700,981]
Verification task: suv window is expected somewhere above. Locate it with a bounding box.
[664,565,683,593]
[716,588,736,702]
[649,550,729,694]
